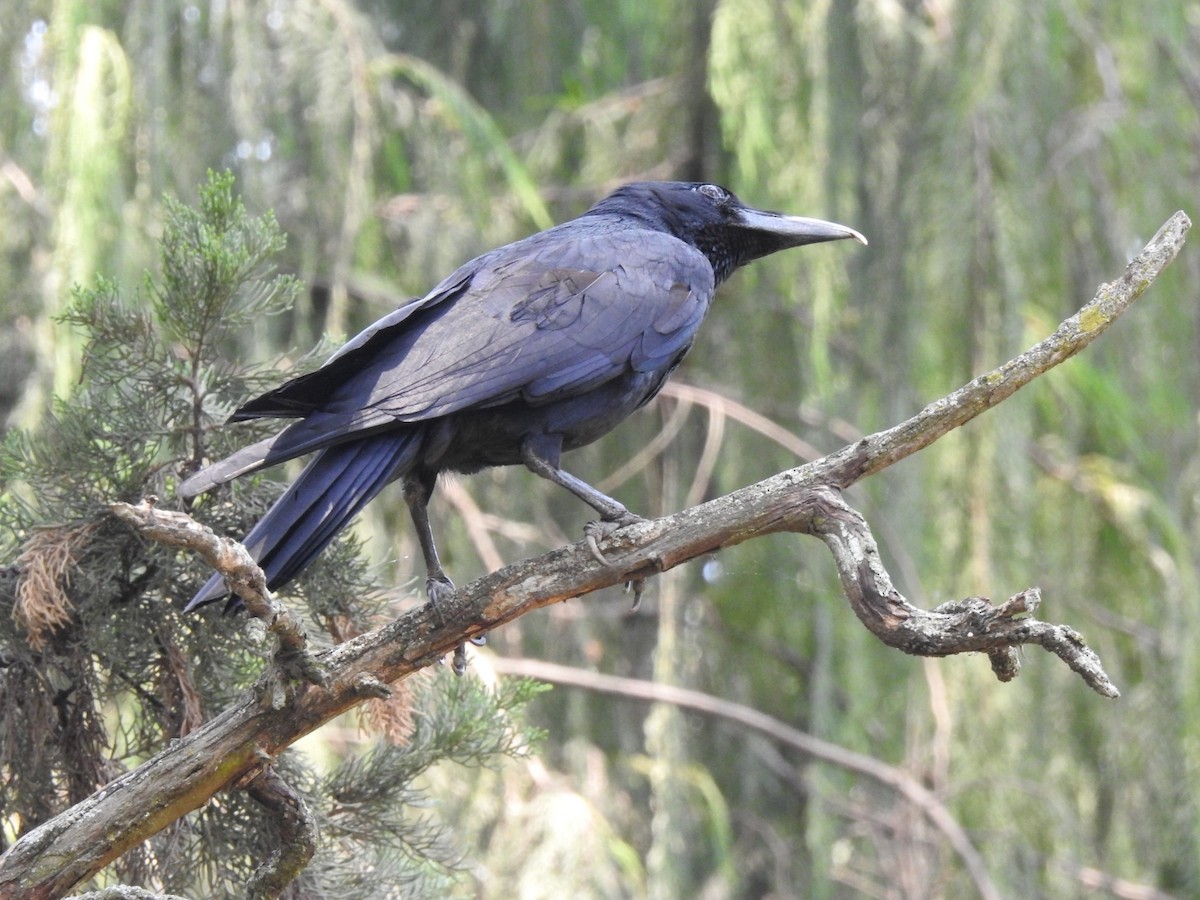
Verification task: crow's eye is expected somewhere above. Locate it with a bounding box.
[697,183,728,203]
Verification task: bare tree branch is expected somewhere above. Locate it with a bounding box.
[804,487,1117,695]
[0,211,1188,897]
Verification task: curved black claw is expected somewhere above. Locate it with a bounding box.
[584,513,645,567]
[584,522,611,566]
[626,578,647,612]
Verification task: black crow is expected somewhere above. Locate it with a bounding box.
[180,182,865,622]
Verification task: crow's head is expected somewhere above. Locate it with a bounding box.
[587,181,866,284]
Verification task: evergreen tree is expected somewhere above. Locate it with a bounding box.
[0,172,544,897]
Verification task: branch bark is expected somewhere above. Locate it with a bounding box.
[242,767,317,899]
[0,211,1188,897]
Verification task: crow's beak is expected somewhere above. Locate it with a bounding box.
[737,207,868,247]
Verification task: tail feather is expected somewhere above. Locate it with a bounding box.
[249,437,401,587]
[184,431,422,611]
[178,433,287,497]
[179,409,392,498]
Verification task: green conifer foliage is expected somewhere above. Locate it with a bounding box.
[0,172,544,896]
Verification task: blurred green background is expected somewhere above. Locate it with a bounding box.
[2,1,1198,896]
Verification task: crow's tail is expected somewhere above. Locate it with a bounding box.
[185,432,422,611]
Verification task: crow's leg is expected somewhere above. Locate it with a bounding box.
[402,470,482,675]
[519,434,645,548]
[403,470,453,604]
[521,434,646,609]
[521,434,642,527]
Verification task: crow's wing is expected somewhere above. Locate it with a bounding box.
[257,230,711,432]
[371,234,713,417]
[180,228,714,494]
[227,265,483,421]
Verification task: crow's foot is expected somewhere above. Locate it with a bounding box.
[584,513,645,567]
[583,515,649,611]
[425,574,455,621]
[425,574,486,675]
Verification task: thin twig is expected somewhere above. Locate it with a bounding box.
[488,656,1002,900]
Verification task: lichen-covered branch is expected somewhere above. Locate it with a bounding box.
[808,211,1191,486]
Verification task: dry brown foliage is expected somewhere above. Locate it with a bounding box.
[12,522,99,650]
